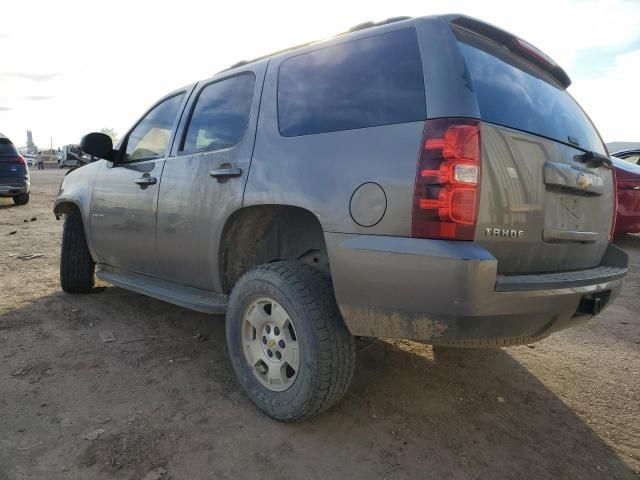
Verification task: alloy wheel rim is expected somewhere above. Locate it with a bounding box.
[241,297,300,392]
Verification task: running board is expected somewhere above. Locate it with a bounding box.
[96,266,228,314]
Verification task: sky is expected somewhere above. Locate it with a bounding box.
[0,0,639,149]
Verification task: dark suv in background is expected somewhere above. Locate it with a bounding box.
[56,15,627,421]
[0,136,30,205]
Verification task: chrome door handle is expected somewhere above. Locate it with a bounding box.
[134,176,157,186]
[209,167,242,180]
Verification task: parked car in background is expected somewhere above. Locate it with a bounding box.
[55,14,627,421]
[0,136,30,205]
[58,144,88,168]
[23,153,36,166]
[613,149,640,166]
[612,156,640,235]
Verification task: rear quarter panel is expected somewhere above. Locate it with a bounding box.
[244,41,425,236]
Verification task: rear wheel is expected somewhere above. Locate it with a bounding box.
[60,208,95,293]
[226,261,356,422]
[13,193,29,205]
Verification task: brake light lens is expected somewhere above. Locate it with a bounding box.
[16,154,27,165]
[511,37,558,69]
[412,118,481,240]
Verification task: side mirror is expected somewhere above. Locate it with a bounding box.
[80,132,115,161]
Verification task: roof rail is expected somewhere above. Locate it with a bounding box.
[217,40,318,74]
[218,16,412,74]
[348,21,375,32]
[340,16,412,36]
[229,60,249,69]
[376,16,412,26]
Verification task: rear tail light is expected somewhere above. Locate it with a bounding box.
[412,118,481,240]
[16,154,27,165]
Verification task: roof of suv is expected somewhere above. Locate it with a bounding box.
[218,16,416,73]
[216,14,571,89]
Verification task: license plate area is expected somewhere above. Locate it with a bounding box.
[543,161,608,244]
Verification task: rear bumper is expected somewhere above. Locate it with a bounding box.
[0,179,29,197]
[326,233,628,345]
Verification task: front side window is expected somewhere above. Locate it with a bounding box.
[124,93,185,162]
[277,28,426,137]
[182,73,255,154]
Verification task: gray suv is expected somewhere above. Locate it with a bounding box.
[55,15,628,421]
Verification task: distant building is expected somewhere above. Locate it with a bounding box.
[26,130,37,153]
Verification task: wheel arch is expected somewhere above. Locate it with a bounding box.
[218,204,330,294]
[53,199,83,218]
[54,199,99,263]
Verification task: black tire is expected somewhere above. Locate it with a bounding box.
[13,193,29,205]
[60,208,95,293]
[226,261,356,422]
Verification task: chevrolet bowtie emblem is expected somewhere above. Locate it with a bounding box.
[576,172,593,188]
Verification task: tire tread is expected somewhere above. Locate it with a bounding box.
[60,208,95,293]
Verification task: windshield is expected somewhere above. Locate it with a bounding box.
[455,29,606,154]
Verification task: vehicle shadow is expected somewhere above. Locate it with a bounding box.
[0,287,634,480]
[614,233,640,250]
[331,341,635,479]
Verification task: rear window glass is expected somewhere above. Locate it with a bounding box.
[278,28,426,137]
[0,139,18,155]
[455,29,605,154]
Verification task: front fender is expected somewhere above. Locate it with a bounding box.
[53,160,104,262]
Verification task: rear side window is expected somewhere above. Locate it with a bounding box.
[0,139,18,155]
[278,28,426,137]
[182,73,255,154]
[455,29,605,154]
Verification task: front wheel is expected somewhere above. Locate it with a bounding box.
[60,208,95,293]
[226,261,356,422]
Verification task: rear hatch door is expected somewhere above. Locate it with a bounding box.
[454,25,614,274]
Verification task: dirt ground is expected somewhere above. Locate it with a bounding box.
[1,169,638,480]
